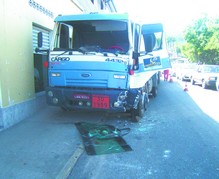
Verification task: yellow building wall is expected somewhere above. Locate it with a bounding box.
[0,0,4,108]
[0,0,84,108]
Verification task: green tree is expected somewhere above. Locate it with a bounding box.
[183,15,219,64]
[166,34,185,58]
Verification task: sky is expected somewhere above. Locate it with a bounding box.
[113,0,219,35]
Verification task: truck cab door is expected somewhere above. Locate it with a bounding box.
[138,23,171,72]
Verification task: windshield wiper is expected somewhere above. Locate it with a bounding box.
[52,48,85,57]
[78,46,110,56]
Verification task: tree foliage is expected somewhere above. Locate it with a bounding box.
[166,35,185,58]
[182,15,219,64]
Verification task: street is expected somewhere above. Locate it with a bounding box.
[0,79,219,179]
[69,79,219,179]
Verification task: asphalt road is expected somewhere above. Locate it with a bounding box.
[69,79,219,179]
[0,78,219,179]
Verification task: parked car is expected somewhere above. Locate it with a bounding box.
[177,63,196,81]
[191,64,219,89]
[216,76,219,91]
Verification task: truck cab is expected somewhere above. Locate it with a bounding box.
[37,13,171,122]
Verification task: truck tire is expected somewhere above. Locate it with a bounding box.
[131,93,148,122]
[151,74,158,97]
[152,86,158,97]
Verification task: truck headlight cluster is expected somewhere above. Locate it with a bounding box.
[52,98,59,104]
[47,91,59,104]
[48,90,53,97]
[51,72,61,77]
[78,101,91,107]
[113,74,126,79]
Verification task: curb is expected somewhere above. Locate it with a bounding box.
[56,144,84,179]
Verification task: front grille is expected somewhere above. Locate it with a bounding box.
[66,78,108,88]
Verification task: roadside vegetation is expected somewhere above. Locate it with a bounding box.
[167,15,219,65]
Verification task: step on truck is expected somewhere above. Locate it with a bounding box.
[37,13,171,122]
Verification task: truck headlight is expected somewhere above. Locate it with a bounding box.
[51,72,61,77]
[52,98,59,104]
[114,74,126,79]
[48,91,53,97]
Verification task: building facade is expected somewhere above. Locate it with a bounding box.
[0,0,116,131]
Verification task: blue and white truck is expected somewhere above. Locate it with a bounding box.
[37,13,171,122]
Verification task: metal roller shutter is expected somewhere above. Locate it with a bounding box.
[32,26,50,53]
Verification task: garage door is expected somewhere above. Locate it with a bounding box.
[32,25,50,53]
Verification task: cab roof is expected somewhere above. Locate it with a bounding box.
[54,13,130,22]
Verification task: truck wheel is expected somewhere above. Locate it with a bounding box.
[152,86,158,97]
[151,74,158,97]
[131,93,147,122]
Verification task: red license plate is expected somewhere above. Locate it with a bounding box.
[92,95,110,109]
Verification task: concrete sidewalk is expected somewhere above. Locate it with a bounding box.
[0,106,84,179]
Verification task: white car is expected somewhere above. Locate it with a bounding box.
[216,76,219,91]
[177,63,196,81]
[191,65,219,89]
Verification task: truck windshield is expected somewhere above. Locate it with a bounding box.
[53,20,130,54]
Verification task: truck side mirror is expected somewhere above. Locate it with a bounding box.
[37,32,43,48]
[144,34,155,53]
[35,32,49,53]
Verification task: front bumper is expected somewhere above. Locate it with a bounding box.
[46,87,139,112]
